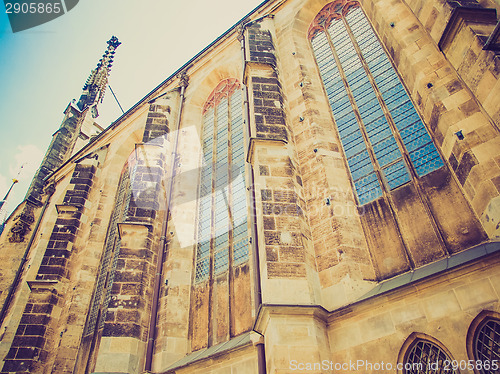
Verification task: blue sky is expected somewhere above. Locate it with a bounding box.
[0,0,264,221]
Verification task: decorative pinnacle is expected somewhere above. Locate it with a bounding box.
[107,36,121,49]
[77,36,121,112]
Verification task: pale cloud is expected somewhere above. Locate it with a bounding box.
[0,173,8,198]
[0,173,10,222]
[0,144,44,218]
[9,144,44,181]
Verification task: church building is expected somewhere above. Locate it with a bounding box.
[1,0,500,373]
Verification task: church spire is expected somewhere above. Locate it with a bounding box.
[77,36,121,116]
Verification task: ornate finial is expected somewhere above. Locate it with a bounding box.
[177,71,189,88]
[107,36,121,49]
[77,36,121,112]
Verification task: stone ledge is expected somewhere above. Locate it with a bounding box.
[26,279,58,291]
[484,19,500,50]
[243,61,276,85]
[117,222,153,240]
[55,204,80,214]
[439,6,497,52]
[246,137,288,164]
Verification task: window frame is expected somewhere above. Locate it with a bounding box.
[308,0,445,206]
[397,332,460,374]
[194,78,250,284]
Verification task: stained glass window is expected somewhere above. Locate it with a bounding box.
[309,1,444,205]
[195,79,250,282]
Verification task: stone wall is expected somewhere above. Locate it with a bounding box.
[358,0,500,239]
[1,162,96,374]
[246,19,320,306]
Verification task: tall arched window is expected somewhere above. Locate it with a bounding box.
[195,78,249,282]
[309,0,444,205]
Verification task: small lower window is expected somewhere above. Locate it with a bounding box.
[474,318,500,374]
[404,339,459,374]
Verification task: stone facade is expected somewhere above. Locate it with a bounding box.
[1,1,500,373]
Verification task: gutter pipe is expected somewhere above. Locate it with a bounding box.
[144,76,188,372]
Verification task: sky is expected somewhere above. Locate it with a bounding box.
[0,0,265,221]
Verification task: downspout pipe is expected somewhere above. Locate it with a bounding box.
[0,184,55,328]
[144,74,188,372]
[238,25,266,374]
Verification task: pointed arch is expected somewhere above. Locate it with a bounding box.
[307,1,444,205]
[397,332,460,374]
[195,78,249,283]
[466,310,500,373]
[203,78,241,114]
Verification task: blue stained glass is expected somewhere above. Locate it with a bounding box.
[233,222,247,240]
[373,137,401,166]
[383,160,411,189]
[215,233,228,248]
[350,78,371,93]
[342,130,364,149]
[233,239,249,265]
[413,147,436,167]
[373,70,397,87]
[197,241,210,258]
[367,127,393,147]
[357,98,381,115]
[415,155,444,177]
[354,90,376,107]
[195,257,210,281]
[336,112,357,127]
[354,171,378,189]
[348,148,371,166]
[196,81,249,283]
[365,116,389,136]
[385,92,409,111]
[313,9,444,205]
[344,141,366,159]
[331,98,351,112]
[338,121,360,137]
[349,156,374,180]
[392,107,420,127]
[214,248,229,274]
[412,148,444,177]
[410,144,438,167]
[355,180,383,205]
[405,132,433,153]
[390,98,413,116]
[381,83,404,98]
[361,107,384,124]
[401,125,429,145]
[350,162,375,182]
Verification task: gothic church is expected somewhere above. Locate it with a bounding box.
[1,0,500,373]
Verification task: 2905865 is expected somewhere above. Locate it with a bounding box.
[443,360,499,371]
[5,2,61,14]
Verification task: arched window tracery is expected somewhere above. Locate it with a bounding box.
[309,0,444,205]
[399,333,459,374]
[467,311,500,374]
[195,78,249,282]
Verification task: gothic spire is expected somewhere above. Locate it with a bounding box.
[77,36,121,115]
